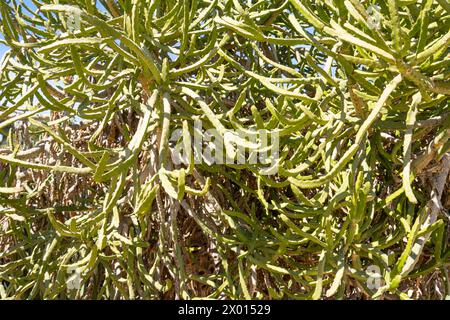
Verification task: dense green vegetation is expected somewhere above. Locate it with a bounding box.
[0,0,449,299]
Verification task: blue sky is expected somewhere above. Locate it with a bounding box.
[0,43,6,58]
[0,0,37,58]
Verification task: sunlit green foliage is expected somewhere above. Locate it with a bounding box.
[0,0,449,299]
